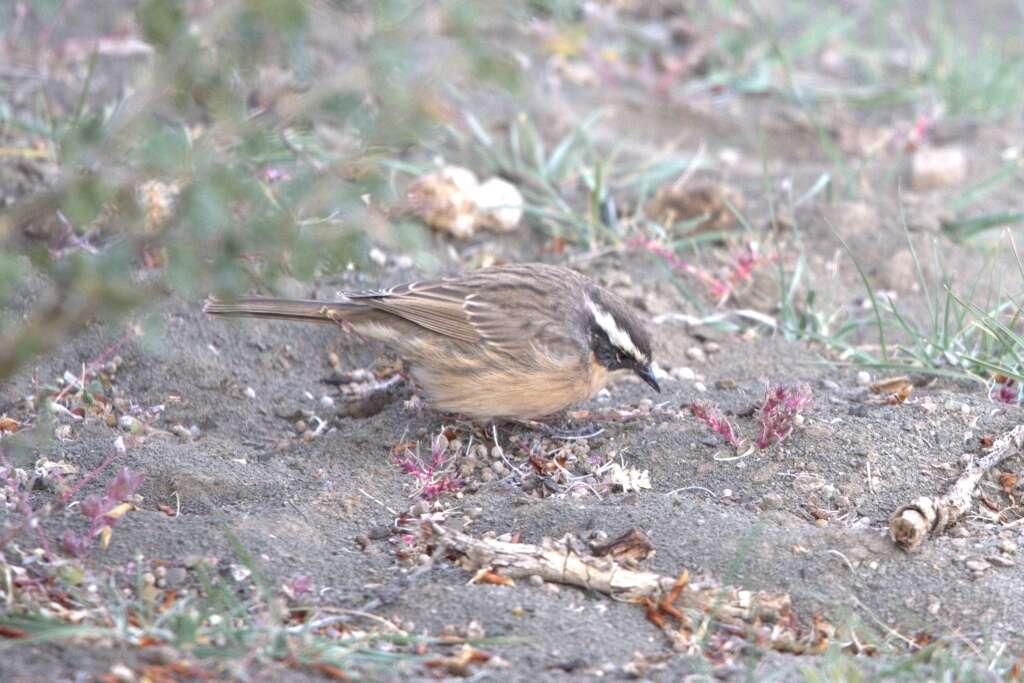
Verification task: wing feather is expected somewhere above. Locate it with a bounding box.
[339,264,586,361]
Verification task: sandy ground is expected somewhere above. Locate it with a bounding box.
[3,1,1024,681]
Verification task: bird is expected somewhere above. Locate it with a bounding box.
[203,262,659,420]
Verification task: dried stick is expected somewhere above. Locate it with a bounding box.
[427,521,788,623]
[890,425,1024,551]
[427,522,837,655]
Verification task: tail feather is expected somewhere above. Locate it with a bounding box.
[203,296,356,324]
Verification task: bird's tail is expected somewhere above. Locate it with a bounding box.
[202,296,358,324]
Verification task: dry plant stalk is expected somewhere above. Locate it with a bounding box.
[426,521,833,655]
[890,425,1024,551]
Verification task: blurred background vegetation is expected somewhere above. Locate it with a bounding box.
[3,0,1024,383]
[0,0,536,380]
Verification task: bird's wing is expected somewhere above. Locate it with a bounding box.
[344,265,583,359]
[344,280,483,344]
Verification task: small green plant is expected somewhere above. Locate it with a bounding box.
[396,110,699,248]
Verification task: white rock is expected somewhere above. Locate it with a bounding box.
[473,177,524,231]
[368,247,387,266]
[856,371,871,386]
[406,165,480,238]
[244,386,257,399]
[686,347,706,362]
[671,367,696,381]
[912,146,967,189]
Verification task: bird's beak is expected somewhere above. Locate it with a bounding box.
[636,364,661,393]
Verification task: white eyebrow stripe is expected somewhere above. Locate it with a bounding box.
[586,298,646,363]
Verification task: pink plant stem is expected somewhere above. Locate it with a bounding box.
[62,441,128,503]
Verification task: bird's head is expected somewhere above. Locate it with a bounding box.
[584,291,659,393]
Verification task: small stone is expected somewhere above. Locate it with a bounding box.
[672,367,696,382]
[319,395,335,409]
[142,572,156,586]
[987,555,1015,568]
[814,518,828,527]
[118,415,142,433]
[703,341,721,354]
[244,386,257,399]
[165,567,187,588]
[912,146,967,189]
[294,420,307,433]
[170,424,192,441]
[354,534,371,550]
[466,620,486,640]
[368,247,387,266]
[715,379,737,390]
[491,461,507,476]
[965,558,990,572]
[794,475,826,493]
[693,382,707,393]
[759,493,784,511]
[721,488,732,498]
[529,575,544,587]
[999,539,1018,554]
[686,347,706,363]
[109,663,135,683]
[856,371,871,386]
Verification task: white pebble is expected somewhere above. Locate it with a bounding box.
[693,382,707,393]
[368,247,387,266]
[856,371,871,386]
[244,386,257,399]
[319,395,335,409]
[651,363,669,381]
[118,415,140,432]
[721,488,732,498]
[672,367,696,382]
[686,347,706,363]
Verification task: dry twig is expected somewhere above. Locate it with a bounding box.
[426,521,832,655]
[890,425,1024,551]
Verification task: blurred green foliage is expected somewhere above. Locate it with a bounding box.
[0,0,528,379]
